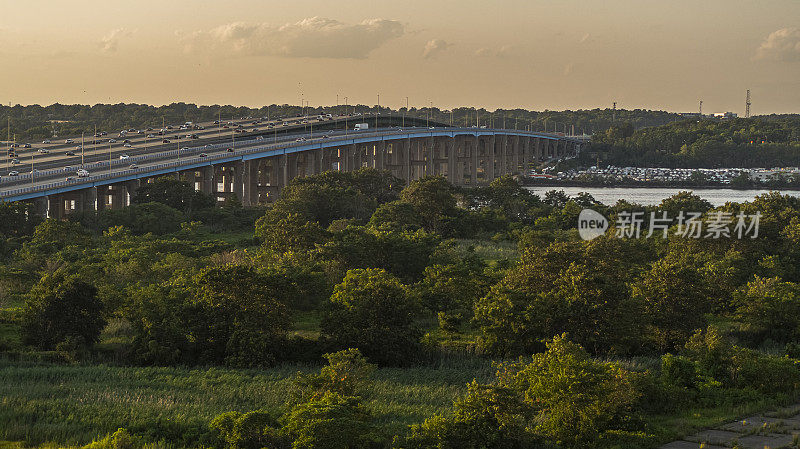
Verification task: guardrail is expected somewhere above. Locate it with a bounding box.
[0,127,576,199]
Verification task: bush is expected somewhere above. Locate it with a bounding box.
[84,428,141,449]
[21,276,105,350]
[290,348,375,404]
[321,269,422,365]
[735,276,800,344]
[496,335,640,448]
[209,410,286,449]
[398,381,536,449]
[283,392,376,449]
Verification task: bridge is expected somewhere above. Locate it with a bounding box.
[0,114,583,218]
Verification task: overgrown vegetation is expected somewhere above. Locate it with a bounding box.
[3,169,800,448]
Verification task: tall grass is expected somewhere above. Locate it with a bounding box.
[0,357,493,447]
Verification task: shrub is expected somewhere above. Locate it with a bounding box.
[84,428,141,449]
[21,276,105,350]
[398,381,536,449]
[735,276,800,343]
[209,410,286,449]
[290,348,375,404]
[496,335,640,448]
[321,268,421,365]
[282,392,376,449]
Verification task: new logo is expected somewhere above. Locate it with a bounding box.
[578,209,608,241]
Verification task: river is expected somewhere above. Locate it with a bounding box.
[524,186,800,207]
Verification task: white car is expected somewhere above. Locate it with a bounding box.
[128,163,138,169]
[123,143,132,148]
[7,171,19,176]
[77,169,90,177]
[109,139,117,143]
[37,148,49,154]
[42,140,51,144]
[65,139,74,144]
[119,154,130,160]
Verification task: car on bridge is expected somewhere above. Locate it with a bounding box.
[226,148,234,152]
[128,164,138,169]
[109,139,117,143]
[199,153,208,158]
[124,143,132,148]
[37,149,49,154]
[65,139,74,144]
[23,143,31,148]
[42,140,51,144]
[162,139,170,143]
[11,158,19,164]
[119,154,130,160]
[65,151,75,156]
[77,169,89,177]
[7,171,19,176]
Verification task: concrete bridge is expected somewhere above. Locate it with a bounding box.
[0,125,582,218]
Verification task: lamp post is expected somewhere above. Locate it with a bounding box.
[403,97,408,128]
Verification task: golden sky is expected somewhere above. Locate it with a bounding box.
[1,0,798,114]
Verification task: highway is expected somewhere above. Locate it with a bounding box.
[0,119,579,204]
[1,114,346,177]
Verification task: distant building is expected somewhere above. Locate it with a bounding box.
[712,112,738,119]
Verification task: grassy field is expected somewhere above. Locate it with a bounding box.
[0,357,493,447]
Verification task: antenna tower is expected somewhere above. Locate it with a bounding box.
[745,90,751,118]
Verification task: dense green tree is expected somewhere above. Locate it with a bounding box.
[128,265,291,366]
[632,253,717,352]
[475,237,650,356]
[283,392,376,449]
[734,276,800,343]
[496,335,639,448]
[132,177,215,215]
[256,213,327,253]
[21,276,105,350]
[321,268,421,365]
[400,176,458,233]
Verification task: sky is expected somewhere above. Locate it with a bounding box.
[1,0,799,114]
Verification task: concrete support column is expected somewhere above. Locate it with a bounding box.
[486,136,496,182]
[34,196,49,218]
[376,141,386,171]
[281,152,289,187]
[202,166,215,195]
[124,179,140,206]
[404,138,412,181]
[48,195,64,220]
[233,160,244,203]
[471,136,479,185]
[426,137,435,176]
[512,136,520,174]
[447,137,456,184]
[499,135,508,177]
[85,187,98,212]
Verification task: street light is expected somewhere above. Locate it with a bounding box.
[403,97,408,128]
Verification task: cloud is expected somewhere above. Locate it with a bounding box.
[181,17,404,59]
[422,39,451,59]
[100,28,133,53]
[474,45,511,58]
[755,27,800,62]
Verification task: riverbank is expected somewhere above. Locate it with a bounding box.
[519,179,800,190]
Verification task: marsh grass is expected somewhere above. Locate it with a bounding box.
[0,356,493,447]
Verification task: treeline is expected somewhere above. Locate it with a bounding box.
[0,102,687,142]
[589,116,800,168]
[5,174,800,447]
